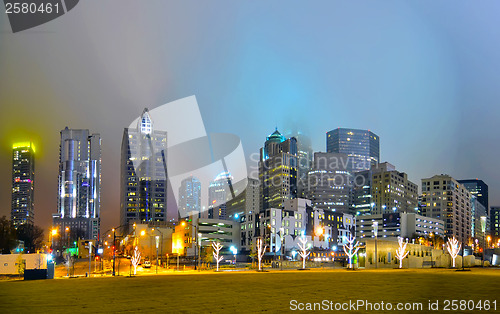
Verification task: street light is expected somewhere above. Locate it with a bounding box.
[51,228,57,250]
[155,235,160,274]
[230,245,237,265]
[279,227,284,271]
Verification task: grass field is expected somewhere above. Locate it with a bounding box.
[1,268,499,313]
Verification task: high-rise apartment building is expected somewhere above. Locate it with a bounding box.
[370,162,418,215]
[120,108,168,228]
[53,128,101,246]
[259,129,298,210]
[11,142,35,228]
[306,152,351,213]
[178,176,202,218]
[421,175,472,244]
[326,128,379,173]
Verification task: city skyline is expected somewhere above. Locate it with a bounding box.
[1,1,500,233]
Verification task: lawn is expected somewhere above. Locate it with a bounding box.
[1,268,499,313]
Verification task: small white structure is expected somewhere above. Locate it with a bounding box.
[0,254,48,275]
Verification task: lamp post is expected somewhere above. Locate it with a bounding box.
[198,232,201,271]
[279,227,284,271]
[155,235,159,274]
[480,216,486,267]
[51,228,57,251]
[152,228,164,269]
[88,241,92,277]
[372,221,378,269]
[112,228,116,276]
[230,245,237,266]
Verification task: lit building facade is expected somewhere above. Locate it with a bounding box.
[356,212,445,239]
[178,176,202,218]
[326,128,379,173]
[490,207,499,242]
[457,179,488,210]
[120,108,168,229]
[421,175,472,244]
[53,128,101,246]
[285,130,313,198]
[11,142,35,228]
[226,177,259,220]
[370,162,418,215]
[306,152,351,213]
[208,172,233,220]
[259,129,298,210]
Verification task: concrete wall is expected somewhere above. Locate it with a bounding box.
[362,239,482,269]
[0,254,48,275]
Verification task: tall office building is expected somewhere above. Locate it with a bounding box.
[226,177,260,219]
[284,130,313,198]
[457,179,488,212]
[326,128,379,173]
[471,196,488,245]
[421,175,472,244]
[208,172,233,220]
[370,162,418,215]
[351,169,373,216]
[306,152,351,213]
[53,128,101,246]
[178,176,202,218]
[259,129,298,210]
[120,108,168,228]
[11,142,35,228]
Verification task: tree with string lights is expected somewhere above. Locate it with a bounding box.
[395,237,409,269]
[212,242,223,271]
[343,234,360,269]
[446,236,461,268]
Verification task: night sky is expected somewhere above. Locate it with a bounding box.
[1,1,499,233]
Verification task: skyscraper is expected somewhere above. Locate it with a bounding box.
[326,128,379,173]
[178,176,202,218]
[53,128,101,246]
[11,141,35,228]
[457,179,488,211]
[259,129,298,210]
[208,172,233,220]
[284,130,313,198]
[120,108,168,229]
[306,152,351,213]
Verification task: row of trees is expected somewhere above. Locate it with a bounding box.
[0,216,44,254]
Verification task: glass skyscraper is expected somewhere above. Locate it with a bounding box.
[53,128,101,246]
[178,176,202,218]
[11,141,35,228]
[259,129,298,210]
[457,179,488,210]
[326,128,379,173]
[120,108,168,228]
